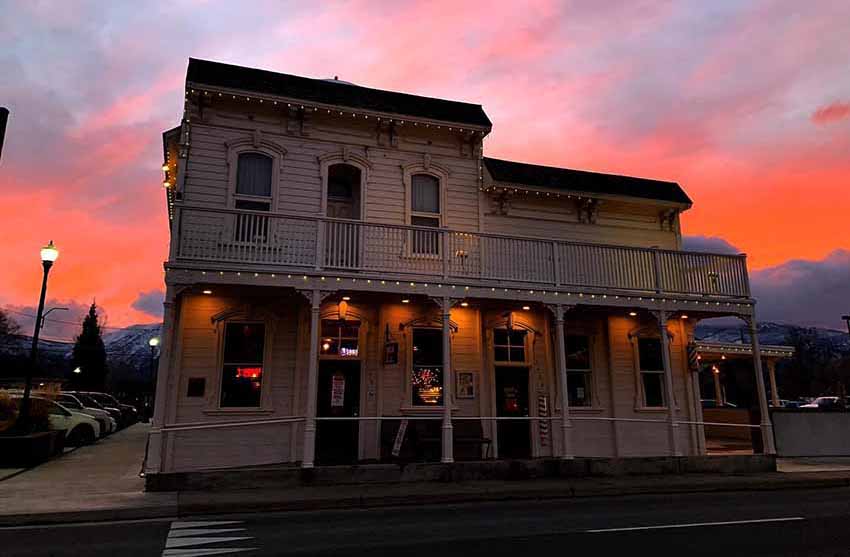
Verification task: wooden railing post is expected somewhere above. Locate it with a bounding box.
[651,247,662,294]
[551,241,561,287]
[442,229,450,280]
[315,219,325,271]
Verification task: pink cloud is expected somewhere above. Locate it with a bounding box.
[811,101,850,125]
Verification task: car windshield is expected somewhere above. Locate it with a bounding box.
[59,397,82,409]
[90,393,117,407]
[75,394,103,408]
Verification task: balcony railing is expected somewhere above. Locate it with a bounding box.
[175,206,751,298]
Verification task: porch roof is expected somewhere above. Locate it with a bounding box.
[695,341,794,360]
[483,157,692,205]
[186,58,492,129]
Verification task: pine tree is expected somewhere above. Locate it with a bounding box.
[0,308,20,336]
[71,303,108,390]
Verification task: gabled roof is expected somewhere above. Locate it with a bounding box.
[483,157,692,205]
[186,58,492,129]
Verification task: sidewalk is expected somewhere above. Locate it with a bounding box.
[3,425,850,527]
[0,423,177,525]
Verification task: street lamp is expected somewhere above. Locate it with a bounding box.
[147,337,161,422]
[18,241,59,431]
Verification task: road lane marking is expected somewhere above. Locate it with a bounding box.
[162,520,256,556]
[586,516,805,533]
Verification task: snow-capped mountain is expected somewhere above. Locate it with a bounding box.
[695,321,849,351]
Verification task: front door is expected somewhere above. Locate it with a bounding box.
[495,366,531,459]
[316,361,361,465]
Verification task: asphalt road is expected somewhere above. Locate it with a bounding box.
[4,487,850,556]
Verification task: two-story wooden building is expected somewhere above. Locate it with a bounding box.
[145,59,775,475]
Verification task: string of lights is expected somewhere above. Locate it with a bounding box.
[181,269,754,310]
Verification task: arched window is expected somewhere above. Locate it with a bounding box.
[410,173,441,255]
[235,153,273,211]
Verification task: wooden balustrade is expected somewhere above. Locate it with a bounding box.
[175,206,751,298]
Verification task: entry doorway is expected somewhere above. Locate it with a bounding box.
[316,360,361,465]
[495,366,531,459]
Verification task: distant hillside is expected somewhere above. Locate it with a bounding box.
[695,321,849,352]
[0,323,162,385]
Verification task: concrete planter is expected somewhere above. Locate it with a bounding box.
[0,430,66,467]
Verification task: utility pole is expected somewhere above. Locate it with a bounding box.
[0,107,9,162]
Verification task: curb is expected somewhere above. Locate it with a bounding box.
[3,474,850,527]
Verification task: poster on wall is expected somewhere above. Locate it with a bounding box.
[331,373,346,408]
[456,372,475,399]
[383,341,399,365]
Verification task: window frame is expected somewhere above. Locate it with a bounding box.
[214,320,272,411]
[402,163,449,259]
[410,326,445,408]
[225,138,285,213]
[492,328,530,366]
[319,152,371,221]
[319,319,363,360]
[565,333,595,408]
[632,335,669,410]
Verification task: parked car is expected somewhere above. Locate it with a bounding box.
[777,399,801,408]
[800,396,842,409]
[11,395,100,446]
[66,392,124,428]
[55,393,116,436]
[86,392,139,426]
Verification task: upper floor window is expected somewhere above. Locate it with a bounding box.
[637,337,665,408]
[220,322,265,407]
[410,174,441,255]
[494,329,527,364]
[235,153,273,211]
[566,335,592,407]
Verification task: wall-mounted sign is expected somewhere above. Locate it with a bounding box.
[391,419,409,457]
[331,373,346,408]
[384,341,399,365]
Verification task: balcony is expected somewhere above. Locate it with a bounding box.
[173,206,751,299]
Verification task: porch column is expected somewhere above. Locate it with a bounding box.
[441,296,454,463]
[747,315,776,454]
[553,305,573,459]
[656,310,680,456]
[302,289,322,468]
[767,360,780,407]
[713,367,724,405]
[145,285,180,474]
[440,297,455,462]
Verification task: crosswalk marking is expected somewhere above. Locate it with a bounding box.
[161,549,255,557]
[169,528,246,538]
[170,521,244,529]
[166,536,253,549]
[162,520,256,557]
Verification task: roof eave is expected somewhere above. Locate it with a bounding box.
[485,179,693,210]
[185,80,493,135]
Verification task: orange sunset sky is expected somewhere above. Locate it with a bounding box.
[1,1,849,338]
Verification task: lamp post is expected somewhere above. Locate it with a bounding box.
[148,337,161,421]
[18,241,59,431]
